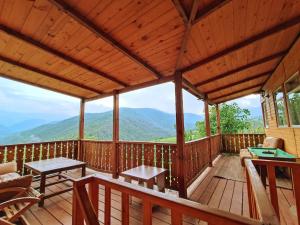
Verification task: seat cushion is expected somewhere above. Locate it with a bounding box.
[0,162,17,175]
[263,137,284,149]
[0,174,33,202]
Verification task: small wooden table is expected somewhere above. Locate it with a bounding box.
[24,157,86,207]
[121,165,167,192]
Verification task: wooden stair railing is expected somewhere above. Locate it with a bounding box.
[72,173,279,225]
[246,159,300,224]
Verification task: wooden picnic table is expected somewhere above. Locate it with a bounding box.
[121,165,167,192]
[24,157,86,207]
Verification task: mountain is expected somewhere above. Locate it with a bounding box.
[0,108,201,145]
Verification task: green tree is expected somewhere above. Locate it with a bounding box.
[196,103,252,136]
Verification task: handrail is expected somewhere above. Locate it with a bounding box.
[248,159,300,224]
[244,159,280,224]
[73,174,266,225]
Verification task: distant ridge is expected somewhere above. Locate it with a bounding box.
[0,108,202,145]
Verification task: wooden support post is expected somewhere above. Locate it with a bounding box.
[78,99,85,161]
[113,91,120,179]
[174,72,187,198]
[205,100,212,167]
[88,182,99,218]
[216,104,221,134]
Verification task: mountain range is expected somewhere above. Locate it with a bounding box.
[0,108,202,145]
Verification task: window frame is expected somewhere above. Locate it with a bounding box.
[261,99,269,128]
[273,86,288,128]
[284,71,300,128]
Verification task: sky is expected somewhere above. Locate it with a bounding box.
[0,77,262,123]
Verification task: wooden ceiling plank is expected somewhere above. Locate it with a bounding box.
[0,25,128,87]
[0,73,82,99]
[0,55,103,95]
[48,0,162,79]
[206,71,271,95]
[192,0,232,25]
[182,16,300,73]
[210,83,263,101]
[195,50,286,87]
[171,0,189,24]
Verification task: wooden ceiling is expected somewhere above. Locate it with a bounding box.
[0,0,299,103]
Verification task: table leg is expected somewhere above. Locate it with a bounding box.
[39,174,46,207]
[146,178,154,189]
[157,174,166,192]
[82,165,86,177]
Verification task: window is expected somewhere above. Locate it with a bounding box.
[262,100,269,128]
[285,72,300,126]
[274,87,287,127]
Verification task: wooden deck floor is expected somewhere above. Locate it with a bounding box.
[23,155,297,225]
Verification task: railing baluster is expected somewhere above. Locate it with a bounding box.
[88,182,99,219]
[171,209,182,225]
[267,164,280,219]
[143,200,152,225]
[121,192,129,225]
[104,187,111,225]
[292,167,300,225]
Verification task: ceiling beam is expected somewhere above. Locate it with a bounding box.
[0,55,103,95]
[173,0,207,100]
[182,16,300,73]
[86,76,175,102]
[195,51,285,87]
[210,83,263,101]
[0,73,82,99]
[0,25,128,87]
[172,0,189,24]
[206,71,271,95]
[49,0,162,79]
[215,91,261,104]
[192,0,232,25]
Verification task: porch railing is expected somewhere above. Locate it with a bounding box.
[222,133,266,153]
[0,140,78,175]
[72,173,279,225]
[184,134,222,186]
[246,159,300,224]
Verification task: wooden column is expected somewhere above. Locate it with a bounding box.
[79,99,85,161]
[113,91,120,179]
[174,72,187,198]
[216,104,221,134]
[204,100,212,167]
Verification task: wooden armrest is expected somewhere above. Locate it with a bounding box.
[0,187,28,197]
[0,218,14,225]
[0,196,40,210]
[27,187,43,199]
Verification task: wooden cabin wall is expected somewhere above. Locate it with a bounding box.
[263,38,300,156]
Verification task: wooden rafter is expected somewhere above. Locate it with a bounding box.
[0,25,128,87]
[215,90,261,104]
[182,16,300,73]
[262,33,300,90]
[206,71,271,95]
[49,0,162,79]
[0,55,103,95]
[195,51,286,87]
[182,78,205,99]
[210,83,263,101]
[192,0,232,25]
[86,76,175,102]
[172,0,189,24]
[0,73,82,99]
